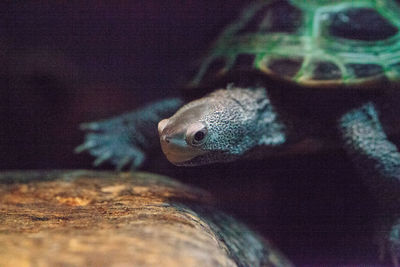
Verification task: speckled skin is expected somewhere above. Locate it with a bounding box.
[338,101,400,264]
[158,87,286,166]
[78,0,400,265]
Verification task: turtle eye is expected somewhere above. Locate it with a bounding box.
[193,130,206,142]
[186,123,208,146]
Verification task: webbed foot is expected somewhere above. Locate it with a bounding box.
[75,98,183,171]
[76,116,146,170]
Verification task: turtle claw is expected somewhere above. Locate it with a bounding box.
[116,156,132,172]
[93,151,113,167]
[74,140,97,153]
[131,152,145,171]
[79,122,101,131]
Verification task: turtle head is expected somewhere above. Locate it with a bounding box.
[158,86,287,166]
[158,100,211,166]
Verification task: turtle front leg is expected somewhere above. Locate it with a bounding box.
[76,98,183,170]
[338,102,400,266]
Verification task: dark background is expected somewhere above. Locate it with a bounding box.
[2,1,382,265]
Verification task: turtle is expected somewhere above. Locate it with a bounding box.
[77,0,400,265]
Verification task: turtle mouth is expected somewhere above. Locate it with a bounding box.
[160,139,208,165]
[165,153,208,167]
[161,146,199,165]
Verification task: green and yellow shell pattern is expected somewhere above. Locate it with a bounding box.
[192,0,400,88]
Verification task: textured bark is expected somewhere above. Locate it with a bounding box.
[0,170,292,267]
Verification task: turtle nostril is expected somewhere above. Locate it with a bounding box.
[158,119,169,136]
[162,135,170,144]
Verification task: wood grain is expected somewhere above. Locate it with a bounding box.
[0,170,292,267]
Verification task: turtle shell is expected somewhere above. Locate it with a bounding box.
[190,0,400,89]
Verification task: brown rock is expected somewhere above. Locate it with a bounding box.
[0,170,292,267]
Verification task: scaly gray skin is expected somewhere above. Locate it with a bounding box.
[158,87,286,166]
[339,102,400,264]
[78,84,400,265]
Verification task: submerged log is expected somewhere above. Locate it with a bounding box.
[0,170,292,267]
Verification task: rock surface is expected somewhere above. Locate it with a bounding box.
[0,170,292,267]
